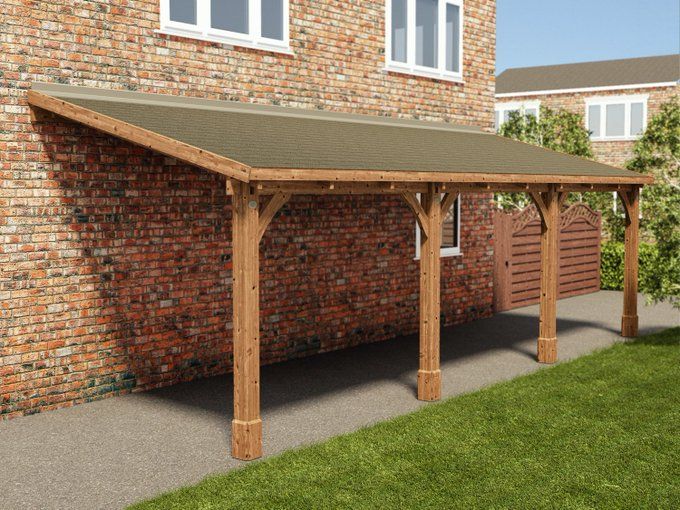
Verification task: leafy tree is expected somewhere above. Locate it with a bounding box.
[625,98,679,308]
[497,106,625,240]
[496,106,595,211]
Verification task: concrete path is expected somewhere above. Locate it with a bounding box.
[1,291,677,509]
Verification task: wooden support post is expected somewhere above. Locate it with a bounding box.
[231,180,262,460]
[531,188,559,364]
[619,188,640,337]
[418,185,442,400]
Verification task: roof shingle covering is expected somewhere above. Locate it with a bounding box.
[30,83,650,183]
[497,54,679,95]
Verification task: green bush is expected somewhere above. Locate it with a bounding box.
[600,241,658,292]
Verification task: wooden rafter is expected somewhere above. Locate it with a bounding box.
[27,90,252,182]
[258,192,290,242]
[401,192,430,238]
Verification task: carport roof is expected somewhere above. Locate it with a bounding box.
[28,82,651,186]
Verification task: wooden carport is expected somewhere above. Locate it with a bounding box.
[27,83,652,460]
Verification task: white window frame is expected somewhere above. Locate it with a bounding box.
[157,0,292,54]
[385,0,464,83]
[495,100,540,130]
[585,94,648,141]
[414,195,461,259]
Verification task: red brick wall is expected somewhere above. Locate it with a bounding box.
[1,0,496,418]
[497,85,679,166]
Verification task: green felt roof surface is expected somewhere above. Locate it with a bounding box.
[33,83,648,180]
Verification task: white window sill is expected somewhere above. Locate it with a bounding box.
[383,65,464,85]
[414,249,462,261]
[590,136,642,142]
[155,28,294,56]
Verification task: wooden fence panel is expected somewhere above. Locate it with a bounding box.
[493,203,601,312]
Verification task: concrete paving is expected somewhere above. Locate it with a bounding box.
[0,291,677,509]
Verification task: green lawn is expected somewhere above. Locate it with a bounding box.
[130,328,680,509]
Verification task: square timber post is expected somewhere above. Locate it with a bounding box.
[231,180,262,460]
[531,187,561,364]
[619,188,640,337]
[418,185,442,401]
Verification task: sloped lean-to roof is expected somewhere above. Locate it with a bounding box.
[27,82,651,186]
[497,54,679,95]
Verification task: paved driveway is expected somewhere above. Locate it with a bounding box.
[0,291,677,509]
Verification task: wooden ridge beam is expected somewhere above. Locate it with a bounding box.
[27,90,252,182]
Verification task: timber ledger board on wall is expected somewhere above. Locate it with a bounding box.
[493,203,602,312]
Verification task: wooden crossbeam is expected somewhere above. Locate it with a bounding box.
[250,168,653,186]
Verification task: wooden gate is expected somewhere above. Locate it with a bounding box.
[493,203,602,312]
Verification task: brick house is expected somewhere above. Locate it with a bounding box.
[1,0,651,459]
[1,0,497,420]
[495,54,679,167]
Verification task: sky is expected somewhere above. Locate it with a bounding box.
[496,0,680,73]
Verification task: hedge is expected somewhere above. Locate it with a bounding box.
[600,241,658,291]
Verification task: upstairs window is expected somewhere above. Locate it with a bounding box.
[586,95,648,141]
[415,195,461,258]
[386,0,464,82]
[160,0,290,53]
[495,101,540,131]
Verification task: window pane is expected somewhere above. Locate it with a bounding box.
[495,111,501,131]
[261,0,284,39]
[588,105,601,137]
[211,0,249,33]
[503,110,512,123]
[416,0,438,68]
[605,103,625,137]
[445,3,460,72]
[525,108,537,118]
[630,102,644,136]
[442,198,459,249]
[170,0,197,24]
[391,0,408,62]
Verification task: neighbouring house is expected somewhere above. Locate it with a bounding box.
[1,1,649,460]
[496,54,680,167]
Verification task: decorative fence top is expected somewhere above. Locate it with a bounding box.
[511,203,601,233]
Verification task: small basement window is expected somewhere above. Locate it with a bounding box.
[159,0,290,53]
[415,195,461,258]
[586,95,648,141]
[386,0,464,83]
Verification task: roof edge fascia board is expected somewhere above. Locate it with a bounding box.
[496,81,679,98]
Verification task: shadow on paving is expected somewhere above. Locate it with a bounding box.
[138,309,622,417]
